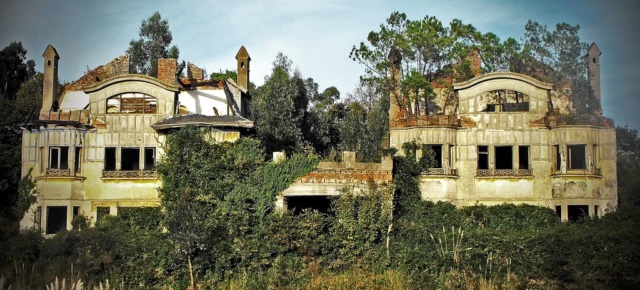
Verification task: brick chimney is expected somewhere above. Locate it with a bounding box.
[157,58,177,85]
[236,46,251,91]
[41,45,59,116]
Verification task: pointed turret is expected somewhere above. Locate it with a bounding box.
[42,45,60,115]
[236,46,251,92]
[587,42,602,105]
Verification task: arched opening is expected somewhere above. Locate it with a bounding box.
[106,92,157,114]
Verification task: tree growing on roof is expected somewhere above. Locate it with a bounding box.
[127,11,179,77]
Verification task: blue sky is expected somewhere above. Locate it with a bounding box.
[2,0,639,130]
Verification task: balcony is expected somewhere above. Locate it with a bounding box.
[476,168,533,177]
[102,170,158,179]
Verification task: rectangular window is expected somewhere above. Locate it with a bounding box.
[121,148,140,170]
[478,146,489,169]
[568,145,587,170]
[555,205,562,219]
[74,147,82,174]
[46,206,67,234]
[105,147,116,170]
[568,205,589,222]
[495,146,513,169]
[424,145,443,168]
[49,147,69,169]
[73,206,80,217]
[518,146,530,169]
[144,147,156,170]
[554,145,561,171]
[593,144,598,168]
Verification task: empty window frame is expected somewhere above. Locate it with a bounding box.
[553,145,561,171]
[568,145,587,170]
[518,146,530,169]
[73,206,80,217]
[46,206,67,234]
[494,146,513,169]
[104,147,116,170]
[477,146,489,169]
[424,145,443,168]
[106,93,157,114]
[144,147,156,170]
[74,147,82,174]
[121,148,140,170]
[568,205,589,222]
[49,147,69,169]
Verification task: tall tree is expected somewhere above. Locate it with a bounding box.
[127,12,179,77]
[252,53,306,154]
[0,42,35,100]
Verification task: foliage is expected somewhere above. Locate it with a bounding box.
[127,12,179,77]
[329,180,394,270]
[210,69,237,82]
[0,42,35,101]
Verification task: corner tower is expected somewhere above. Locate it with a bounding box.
[236,46,251,91]
[587,42,601,104]
[42,45,60,115]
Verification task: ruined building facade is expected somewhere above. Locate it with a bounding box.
[387,44,616,220]
[20,45,253,233]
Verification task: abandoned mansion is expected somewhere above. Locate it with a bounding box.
[21,43,617,233]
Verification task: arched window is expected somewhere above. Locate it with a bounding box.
[106,93,157,114]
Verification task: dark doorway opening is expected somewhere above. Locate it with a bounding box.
[46,206,67,234]
[495,146,513,169]
[568,205,589,222]
[287,196,332,215]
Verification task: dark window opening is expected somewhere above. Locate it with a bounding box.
[121,148,140,170]
[104,147,116,170]
[46,206,67,234]
[519,146,530,169]
[48,60,51,66]
[594,205,600,217]
[554,145,561,171]
[144,147,156,170]
[49,147,69,169]
[424,145,443,168]
[478,146,489,169]
[97,207,110,222]
[73,206,80,217]
[495,146,513,169]
[555,205,562,219]
[287,196,332,215]
[568,205,589,222]
[568,145,586,170]
[74,147,82,174]
[592,57,596,64]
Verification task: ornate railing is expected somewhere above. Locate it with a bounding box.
[46,168,70,177]
[476,168,532,177]
[424,168,458,176]
[553,167,602,176]
[102,170,158,178]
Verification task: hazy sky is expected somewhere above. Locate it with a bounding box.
[2,0,639,130]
